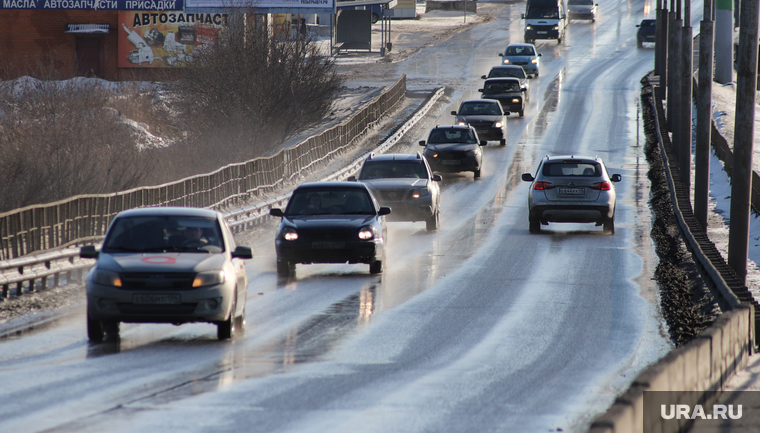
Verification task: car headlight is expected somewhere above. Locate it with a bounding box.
[512,98,521,104]
[358,225,375,240]
[92,269,122,287]
[526,25,532,30]
[193,270,226,288]
[412,188,431,199]
[503,59,510,64]
[531,58,538,64]
[494,121,503,128]
[458,121,468,126]
[466,149,478,157]
[282,227,298,241]
[553,25,559,30]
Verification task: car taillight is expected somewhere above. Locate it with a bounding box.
[534,181,554,190]
[590,182,611,191]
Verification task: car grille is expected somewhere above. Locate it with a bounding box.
[532,25,554,32]
[512,61,529,66]
[118,304,198,314]
[467,121,493,129]
[437,151,467,159]
[377,188,410,201]
[300,230,355,241]
[120,272,196,290]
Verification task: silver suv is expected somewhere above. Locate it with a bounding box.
[521,155,622,234]
[352,153,442,231]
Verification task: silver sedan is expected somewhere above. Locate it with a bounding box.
[521,155,622,234]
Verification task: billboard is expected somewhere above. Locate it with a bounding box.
[118,11,227,68]
[1,0,183,10]
[184,0,333,12]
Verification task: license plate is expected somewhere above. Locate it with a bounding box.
[442,160,461,165]
[537,31,548,34]
[558,188,584,196]
[312,241,345,249]
[133,294,181,304]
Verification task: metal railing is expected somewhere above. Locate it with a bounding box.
[0,75,406,262]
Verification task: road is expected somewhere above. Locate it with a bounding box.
[0,1,676,432]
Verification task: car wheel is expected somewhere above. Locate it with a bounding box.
[276,259,292,276]
[371,13,379,24]
[426,209,440,231]
[474,169,481,178]
[519,110,524,117]
[603,217,615,235]
[529,217,540,234]
[535,71,539,77]
[87,313,104,342]
[500,138,506,146]
[637,39,643,48]
[234,300,246,333]
[369,260,383,274]
[217,296,236,340]
[103,320,120,339]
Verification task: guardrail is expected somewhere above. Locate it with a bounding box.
[587,74,756,433]
[0,85,446,300]
[0,75,407,262]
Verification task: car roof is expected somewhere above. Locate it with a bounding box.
[460,98,502,105]
[489,65,524,70]
[115,206,221,219]
[484,77,521,83]
[365,153,423,161]
[542,155,603,164]
[431,124,473,130]
[295,181,371,190]
[505,43,535,49]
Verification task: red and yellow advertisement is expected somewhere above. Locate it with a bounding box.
[118,11,227,68]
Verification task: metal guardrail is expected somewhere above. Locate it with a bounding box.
[0,75,407,262]
[0,85,446,300]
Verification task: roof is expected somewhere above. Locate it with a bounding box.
[483,77,521,83]
[365,153,423,161]
[115,207,221,218]
[431,124,472,130]
[296,181,371,189]
[460,98,503,105]
[543,155,602,163]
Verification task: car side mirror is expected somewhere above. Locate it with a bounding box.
[419,140,426,146]
[611,174,622,182]
[347,175,357,181]
[80,245,99,259]
[432,174,442,182]
[232,246,253,259]
[480,140,488,146]
[498,53,503,57]
[478,88,484,92]
[522,87,528,91]
[269,208,284,217]
[522,173,534,182]
[378,206,391,216]
[521,13,525,19]
[538,53,542,57]
[450,110,457,115]
[636,24,641,27]
[480,75,487,79]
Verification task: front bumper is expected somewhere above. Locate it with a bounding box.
[525,28,559,41]
[427,155,481,173]
[87,283,232,323]
[276,239,383,264]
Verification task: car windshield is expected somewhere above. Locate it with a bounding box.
[427,128,478,144]
[525,7,559,19]
[359,160,429,180]
[489,68,524,79]
[285,188,375,215]
[484,81,521,92]
[103,215,224,253]
[459,101,502,116]
[640,20,655,27]
[504,46,535,56]
[542,162,601,177]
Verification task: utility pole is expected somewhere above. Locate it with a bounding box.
[680,0,692,191]
[728,0,759,284]
[695,0,714,231]
[667,0,678,129]
[714,0,733,84]
[657,0,669,96]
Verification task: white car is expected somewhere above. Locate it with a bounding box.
[81,207,253,342]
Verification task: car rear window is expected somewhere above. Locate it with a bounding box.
[359,160,429,180]
[542,162,600,177]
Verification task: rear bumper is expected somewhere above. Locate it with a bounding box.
[529,205,613,223]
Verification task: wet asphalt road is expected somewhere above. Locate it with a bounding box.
[0,1,689,431]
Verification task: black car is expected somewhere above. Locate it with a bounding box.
[419,125,486,178]
[479,77,526,117]
[451,99,507,145]
[480,65,530,102]
[636,19,656,48]
[269,182,390,275]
